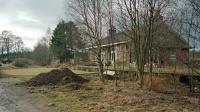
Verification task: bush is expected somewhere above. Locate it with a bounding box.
[13,58,33,67]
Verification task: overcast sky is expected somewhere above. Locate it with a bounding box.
[0,0,66,49]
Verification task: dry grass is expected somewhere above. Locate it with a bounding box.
[27,72,200,112]
[143,74,170,91]
[158,67,189,74]
[2,67,95,77]
[73,70,96,75]
[151,66,200,75]
[2,67,199,112]
[3,67,55,77]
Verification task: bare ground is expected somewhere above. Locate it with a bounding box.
[0,74,54,112]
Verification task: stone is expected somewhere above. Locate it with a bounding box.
[48,103,55,107]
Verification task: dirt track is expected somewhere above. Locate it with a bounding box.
[0,77,53,112]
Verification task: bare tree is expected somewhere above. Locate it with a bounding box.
[117,0,171,87]
[44,27,52,48]
[33,37,51,66]
[1,31,15,59]
[0,31,25,60]
[174,0,200,93]
[190,0,200,17]
[69,0,106,81]
[104,0,119,86]
[14,37,24,56]
[0,35,5,58]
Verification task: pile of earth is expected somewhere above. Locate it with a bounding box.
[25,68,88,87]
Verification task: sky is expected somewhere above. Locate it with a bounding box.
[0,0,66,49]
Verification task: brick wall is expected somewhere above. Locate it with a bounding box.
[159,48,188,67]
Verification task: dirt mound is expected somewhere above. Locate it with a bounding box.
[26,68,88,86]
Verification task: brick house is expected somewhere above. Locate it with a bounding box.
[86,28,189,67]
[86,32,131,66]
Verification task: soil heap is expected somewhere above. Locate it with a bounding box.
[26,68,88,86]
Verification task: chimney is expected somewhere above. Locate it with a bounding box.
[108,25,116,36]
[108,25,116,43]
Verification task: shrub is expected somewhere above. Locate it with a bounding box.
[13,58,33,67]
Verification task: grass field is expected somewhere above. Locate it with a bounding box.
[2,67,55,77]
[2,67,96,77]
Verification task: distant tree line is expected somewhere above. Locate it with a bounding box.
[0,21,86,66]
[0,31,24,61]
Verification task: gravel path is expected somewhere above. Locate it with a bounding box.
[0,77,53,112]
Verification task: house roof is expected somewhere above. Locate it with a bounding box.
[100,32,130,45]
[155,31,188,48]
[100,26,188,49]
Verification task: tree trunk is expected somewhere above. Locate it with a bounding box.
[97,50,104,82]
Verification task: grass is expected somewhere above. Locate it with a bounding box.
[72,70,96,75]
[6,67,102,112]
[34,89,95,112]
[30,73,200,112]
[3,67,55,77]
[77,65,200,76]
[31,79,121,112]
[2,67,96,77]
[1,66,199,112]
